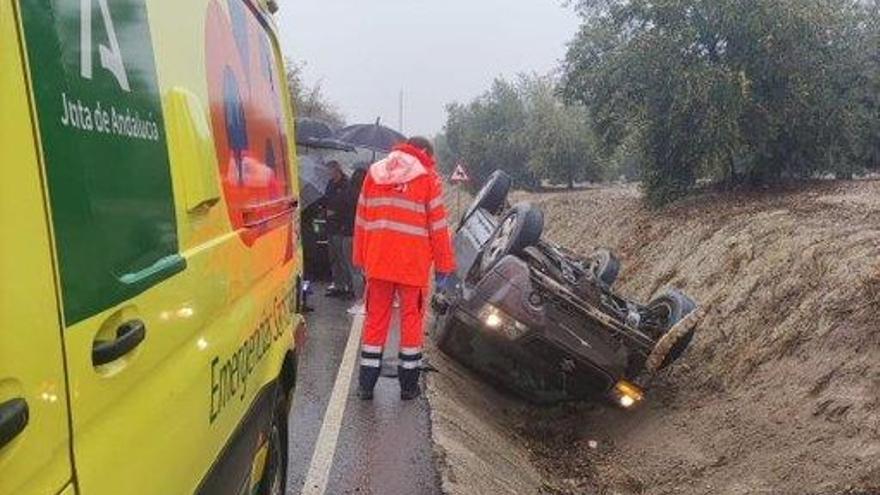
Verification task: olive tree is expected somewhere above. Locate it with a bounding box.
[562,0,876,205]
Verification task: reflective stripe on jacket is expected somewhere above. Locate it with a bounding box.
[352,143,456,287]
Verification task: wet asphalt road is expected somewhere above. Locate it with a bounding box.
[285,286,442,495]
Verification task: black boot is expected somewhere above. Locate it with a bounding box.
[358,364,380,400]
[398,366,421,400]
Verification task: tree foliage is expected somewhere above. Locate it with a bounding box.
[523,75,601,188]
[442,75,600,190]
[433,133,455,175]
[443,78,535,189]
[863,0,880,170]
[285,60,345,128]
[562,0,880,205]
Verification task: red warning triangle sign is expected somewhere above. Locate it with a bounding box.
[450,163,470,183]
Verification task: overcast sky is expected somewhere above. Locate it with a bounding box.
[276,1,581,137]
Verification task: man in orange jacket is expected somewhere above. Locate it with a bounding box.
[353,136,456,400]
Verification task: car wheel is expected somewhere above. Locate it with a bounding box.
[430,288,459,350]
[258,396,288,495]
[587,248,620,286]
[479,203,543,275]
[459,170,512,228]
[642,289,697,371]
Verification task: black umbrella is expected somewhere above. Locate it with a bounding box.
[295,118,355,151]
[298,155,334,210]
[295,117,333,141]
[334,118,406,153]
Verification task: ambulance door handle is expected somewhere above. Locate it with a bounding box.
[0,398,28,450]
[92,320,146,366]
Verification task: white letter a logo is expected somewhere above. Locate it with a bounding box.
[80,0,131,92]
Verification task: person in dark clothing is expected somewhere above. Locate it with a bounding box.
[351,168,367,196]
[322,160,356,298]
[346,168,369,314]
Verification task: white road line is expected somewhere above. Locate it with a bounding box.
[300,314,364,495]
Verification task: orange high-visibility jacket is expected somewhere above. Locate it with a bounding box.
[353,143,456,287]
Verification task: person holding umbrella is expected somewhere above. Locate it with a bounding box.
[347,167,369,315]
[322,160,356,299]
[353,136,457,400]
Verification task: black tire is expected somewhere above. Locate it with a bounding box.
[643,289,697,370]
[258,394,288,495]
[479,203,544,275]
[430,288,459,350]
[588,248,620,287]
[459,170,512,228]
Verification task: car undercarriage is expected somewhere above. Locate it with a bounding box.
[431,171,703,406]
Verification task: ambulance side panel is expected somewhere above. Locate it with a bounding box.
[14,0,302,493]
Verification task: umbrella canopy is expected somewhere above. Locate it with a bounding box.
[295,117,333,141]
[298,155,333,210]
[300,138,356,152]
[334,118,406,153]
[295,118,355,151]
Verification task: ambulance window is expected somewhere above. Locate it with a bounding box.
[205,0,294,241]
[19,1,183,324]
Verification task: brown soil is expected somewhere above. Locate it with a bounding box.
[430,179,880,495]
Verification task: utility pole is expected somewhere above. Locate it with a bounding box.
[398,88,404,134]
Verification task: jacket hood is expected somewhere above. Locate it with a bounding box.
[393,143,436,169]
[369,144,434,185]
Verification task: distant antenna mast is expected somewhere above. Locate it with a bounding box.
[398,88,404,134]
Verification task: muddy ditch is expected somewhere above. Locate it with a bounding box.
[429,180,880,495]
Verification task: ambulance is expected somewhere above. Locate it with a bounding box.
[1,0,303,493]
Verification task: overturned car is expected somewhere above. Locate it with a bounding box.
[431,171,703,407]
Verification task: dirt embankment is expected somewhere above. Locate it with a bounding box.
[429,180,880,495]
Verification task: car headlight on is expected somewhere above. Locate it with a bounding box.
[612,380,644,409]
[477,305,529,339]
[485,310,503,328]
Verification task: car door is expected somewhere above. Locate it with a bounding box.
[0,3,73,493]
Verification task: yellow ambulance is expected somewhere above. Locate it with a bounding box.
[1,0,304,493]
